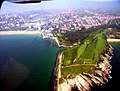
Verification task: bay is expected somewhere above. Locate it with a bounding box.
[1,34,120,91]
[0,34,61,91]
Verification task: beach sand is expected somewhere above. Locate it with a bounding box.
[107,39,120,42]
[0,31,41,35]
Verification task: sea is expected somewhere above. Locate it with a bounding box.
[0,34,61,91]
[91,43,120,91]
[0,34,119,91]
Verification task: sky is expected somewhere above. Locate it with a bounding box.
[87,0,119,1]
[0,0,120,14]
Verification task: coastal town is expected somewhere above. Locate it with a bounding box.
[0,10,120,39]
[0,9,120,91]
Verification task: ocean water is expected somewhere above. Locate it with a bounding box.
[0,34,61,91]
[0,34,120,91]
[91,43,120,91]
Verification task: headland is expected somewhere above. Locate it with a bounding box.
[53,29,113,91]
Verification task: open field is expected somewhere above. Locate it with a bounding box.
[63,29,108,66]
[61,29,110,78]
[61,65,95,78]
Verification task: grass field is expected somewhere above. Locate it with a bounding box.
[61,29,110,79]
[62,29,108,65]
[63,46,79,65]
[61,65,95,78]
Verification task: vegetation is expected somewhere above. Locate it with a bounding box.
[63,46,79,65]
[76,43,87,60]
[56,29,94,45]
[106,18,120,39]
[55,19,118,46]
[62,29,109,66]
[61,65,95,78]
[60,29,111,80]
[78,13,94,17]
[107,18,120,30]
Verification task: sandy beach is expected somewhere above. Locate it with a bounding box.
[107,39,120,42]
[0,31,42,35]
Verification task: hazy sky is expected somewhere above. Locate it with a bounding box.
[0,0,120,14]
[87,0,119,1]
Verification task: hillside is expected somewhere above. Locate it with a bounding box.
[53,29,112,91]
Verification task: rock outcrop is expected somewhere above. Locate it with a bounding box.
[54,44,113,91]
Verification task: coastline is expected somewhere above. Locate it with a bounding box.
[53,36,120,48]
[53,39,113,91]
[0,34,61,91]
[52,37,74,48]
[107,39,120,43]
[53,52,63,91]
[0,31,42,35]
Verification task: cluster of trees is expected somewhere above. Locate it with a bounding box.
[59,25,106,44]
[59,18,120,44]
[62,30,91,44]
[107,18,120,30]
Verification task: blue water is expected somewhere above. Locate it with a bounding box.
[0,34,61,91]
[0,34,119,91]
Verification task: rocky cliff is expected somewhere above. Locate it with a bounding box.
[54,44,113,91]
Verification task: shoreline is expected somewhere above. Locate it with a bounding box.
[52,37,74,48]
[0,31,42,35]
[53,36,120,48]
[107,39,120,43]
[53,41,113,91]
[55,45,112,91]
[53,52,63,91]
